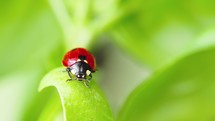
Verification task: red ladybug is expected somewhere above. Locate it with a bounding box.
[62,48,96,85]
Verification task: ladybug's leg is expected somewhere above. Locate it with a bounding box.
[66,68,73,81]
[87,73,92,82]
[83,79,89,87]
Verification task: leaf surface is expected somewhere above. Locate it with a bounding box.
[39,67,114,121]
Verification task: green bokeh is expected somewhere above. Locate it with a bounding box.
[1,0,215,121]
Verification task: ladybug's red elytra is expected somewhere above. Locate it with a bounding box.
[62,48,96,86]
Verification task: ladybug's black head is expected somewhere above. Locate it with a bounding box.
[78,55,86,61]
[69,61,92,81]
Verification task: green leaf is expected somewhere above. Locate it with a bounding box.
[37,92,63,121]
[118,47,215,121]
[39,67,114,121]
[21,87,62,121]
[110,0,215,68]
[0,0,62,76]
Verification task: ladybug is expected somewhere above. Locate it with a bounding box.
[62,48,96,86]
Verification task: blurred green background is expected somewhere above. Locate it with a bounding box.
[1,0,215,121]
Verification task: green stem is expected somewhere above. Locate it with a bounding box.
[48,0,138,50]
[48,0,74,49]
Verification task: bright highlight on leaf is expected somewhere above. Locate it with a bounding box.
[39,67,114,121]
